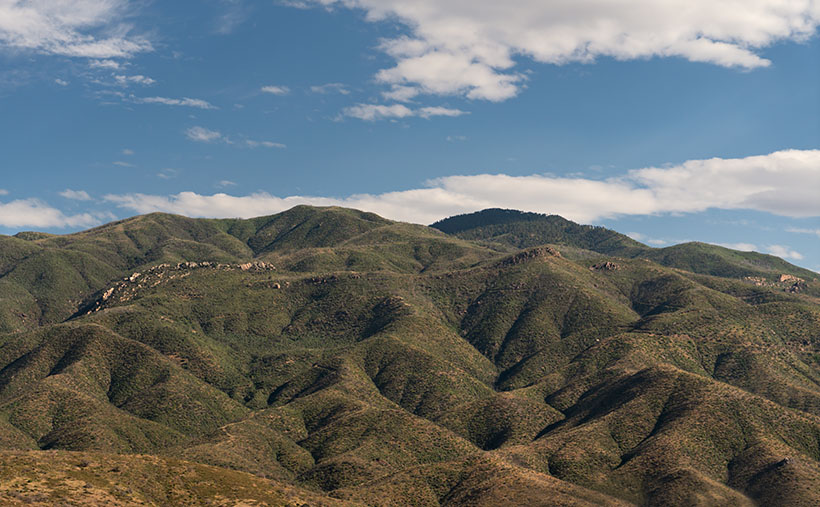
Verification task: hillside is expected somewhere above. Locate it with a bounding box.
[0,206,819,506]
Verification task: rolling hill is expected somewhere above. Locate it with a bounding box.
[0,206,818,506]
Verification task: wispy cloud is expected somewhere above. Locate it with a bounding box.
[185,126,224,143]
[133,96,216,109]
[787,227,820,238]
[342,103,468,121]
[310,83,350,95]
[185,127,285,149]
[122,149,134,156]
[113,161,135,168]
[0,189,8,196]
[157,168,180,180]
[261,85,290,95]
[89,59,121,70]
[114,74,156,86]
[245,140,286,149]
[55,78,69,86]
[59,189,92,201]
[216,180,237,188]
[0,1,152,59]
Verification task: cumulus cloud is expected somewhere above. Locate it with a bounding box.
[765,244,804,260]
[342,103,467,121]
[0,0,152,59]
[261,85,290,95]
[293,0,820,101]
[103,149,820,226]
[716,242,759,252]
[133,96,216,109]
[59,189,92,201]
[55,78,68,86]
[0,198,100,228]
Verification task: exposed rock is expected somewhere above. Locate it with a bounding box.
[590,261,620,271]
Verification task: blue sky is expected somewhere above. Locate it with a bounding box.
[1,0,819,270]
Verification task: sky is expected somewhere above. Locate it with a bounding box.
[0,0,819,270]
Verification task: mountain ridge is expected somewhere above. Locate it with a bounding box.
[0,206,818,506]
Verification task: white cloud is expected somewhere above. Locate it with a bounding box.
[295,0,820,101]
[310,83,350,95]
[716,242,758,252]
[185,126,223,143]
[59,189,92,201]
[765,244,804,260]
[114,74,155,86]
[89,59,120,69]
[55,78,68,86]
[184,127,285,149]
[245,139,286,149]
[113,160,134,167]
[133,96,216,109]
[788,227,820,238]
[342,103,467,121]
[382,85,420,102]
[261,85,290,95]
[0,0,152,59]
[157,169,179,180]
[0,189,8,196]
[0,198,99,228]
[216,180,236,188]
[278,0,312,8]
[122,148,134,155]
[103,149,820,225]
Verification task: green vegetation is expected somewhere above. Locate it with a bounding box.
[0,205,819,505]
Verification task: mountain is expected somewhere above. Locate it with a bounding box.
[432,208,820,280]
[1,206,819,506]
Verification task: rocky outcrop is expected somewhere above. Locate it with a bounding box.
[77,260,278,316]
[590,261,620,271]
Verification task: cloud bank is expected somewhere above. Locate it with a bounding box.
[101,149,820,224]
[4,149,818,230]
[299,0,820,101]
[0,198,100,228]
